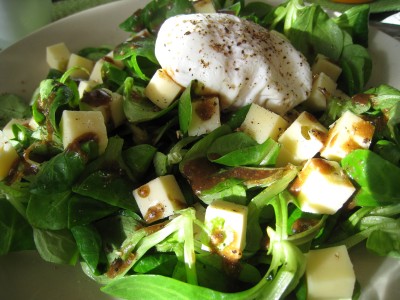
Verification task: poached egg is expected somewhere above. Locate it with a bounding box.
[155,13,312,115]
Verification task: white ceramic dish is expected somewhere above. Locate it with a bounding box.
[0,1,399,299]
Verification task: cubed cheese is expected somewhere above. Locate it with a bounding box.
[46,42,71,71]
[202,200,248,261]
[133,175,187,223]
[303,72,337,112]
[240,103,289,143]
[188,96,221,136]
[89,60,105,83]
[109,92,126,128]
[78,80,98,99]
[311,54,342,82]
[60,110,108,154]
[2,118,31,140]
[320,111,375,162]
[193,0,217,13]
[89,51,124,83]
[290,158,355,215]
[66,53,94,80]
[276,112,328,166]
[306,245,355,300]
[80,89,126,128]
[145,69,184,109]
[0,131,19,181]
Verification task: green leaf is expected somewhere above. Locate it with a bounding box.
[224,104,251,130]
[339,44,372,95]
[122,77,177,123]
[77,46,112,61]
[178,83,193,135]
[27,191,71,230]
[0,199,34,255]
[114,35,158,81]
[367,229,400,258]
[73,170,138,211]
[0,93,31,127]
[123,144,157,179]
[342,149,400,206]
[68,194,119,227]
[71,225,102,272]
[119,0,194,34]
[208,133,280,166]
[180,125,232,172]
[306,0,400,14]
[373,140,400,166]
[333,4,370,47]
[30,151,86,194]
[33,228,79,265]
[134,253,178,276]
[285,3,343,61]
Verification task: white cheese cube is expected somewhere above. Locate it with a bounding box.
[109,92,126,128]
[240,103,289,143]
[320,111,375,162]
[89,59,105,83]
[193,0,217,13]
[66,53,94,80]
[311,54,342,82]
[88,51,124,83]
[290,158,355,215]
[306,245,355,300]
[106,51,124,69]
[193,202,206,240]
[2,118,31,140]
[133,175,187,223]
[145,69,183,109]
[202,200,248,261]
[80,89,126,128]
[60,110,108,155]
[0,131,19,181]
[28,118,39,131]
[188,96,221,136]
[333,88,350,101]
[46,42,71,71]
[78,80,98,99]
[276,112,328,166]
[303,72,337,112]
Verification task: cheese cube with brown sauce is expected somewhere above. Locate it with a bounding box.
[60,110,108,154]
[290,158,356,215]
[0,131,19,181]
[78,80,98,98]
[306,245,356,300]
[188,96,221,136]
[320,110,375,162]
[202,200,248,261]
[80,89,126,128]
[276,112,328,166]
[145,69,184,109]
[89,51,124,83]
[240,103,289,143]
[132,175,187,223]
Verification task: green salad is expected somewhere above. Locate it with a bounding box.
[1,0,400,299]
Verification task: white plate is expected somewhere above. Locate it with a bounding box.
[0,1,400,299]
